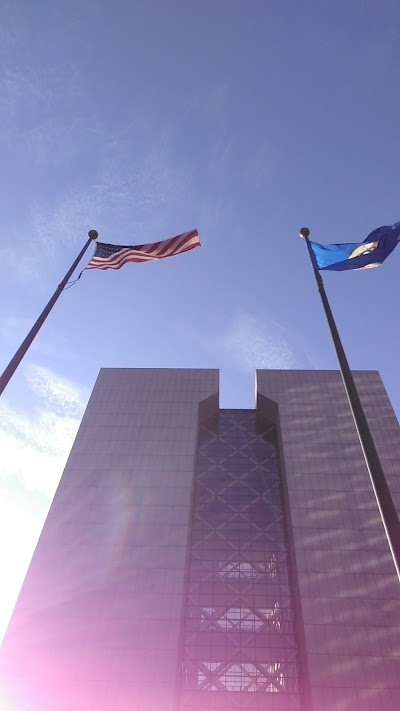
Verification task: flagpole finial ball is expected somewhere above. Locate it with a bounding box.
[88,229,98,240]
[299,227,310,239]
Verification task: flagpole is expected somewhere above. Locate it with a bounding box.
[300,227,400,582]
[0,230,98,397]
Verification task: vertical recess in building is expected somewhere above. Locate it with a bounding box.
[179,410,303,710]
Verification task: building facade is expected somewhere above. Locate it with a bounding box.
[1,368,400,710]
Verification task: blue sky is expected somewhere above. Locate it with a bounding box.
[1,0,400,641]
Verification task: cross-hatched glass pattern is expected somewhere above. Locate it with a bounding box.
[179,410,303,710]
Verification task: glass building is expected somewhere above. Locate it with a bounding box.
[1,368,400,710]
[181,409,302,710]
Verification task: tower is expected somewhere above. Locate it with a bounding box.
[1,368,400,710]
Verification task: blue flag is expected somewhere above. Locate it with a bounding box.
[309,221,400,271]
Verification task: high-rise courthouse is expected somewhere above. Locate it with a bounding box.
[1,368,400,711]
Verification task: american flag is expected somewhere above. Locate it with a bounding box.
[85,229,200,271]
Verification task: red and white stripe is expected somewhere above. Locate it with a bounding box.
[86,229,200,271]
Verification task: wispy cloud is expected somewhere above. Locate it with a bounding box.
[30,137,192,260]
[0,485,46,644]
[1,57,232,281]
[0,364,89,496]
[0,317,82,363]
[221,309,302,370]
[0,363,89,641]
[2,122,193,280]
[0,248,41,283]
[1,14,233,280]
[26,364,89,417]
[0,316,38,349]
[0,55,86,160]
